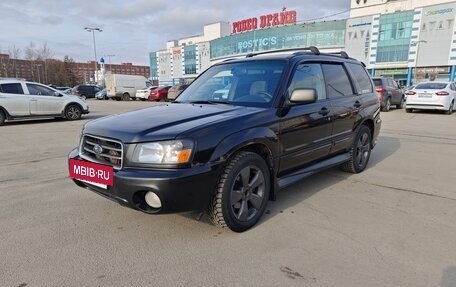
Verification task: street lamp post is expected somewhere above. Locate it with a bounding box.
[84,27,102,83]
[412,40,427,84]
[106,54,115,72]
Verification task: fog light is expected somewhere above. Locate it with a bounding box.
[145,191,162,209]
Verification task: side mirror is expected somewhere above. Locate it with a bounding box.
[54,92,63,97]
[290,88,317,104]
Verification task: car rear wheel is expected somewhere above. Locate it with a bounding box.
[65,104,82,121]
[0,110,5,125]
[341,125,372,173]
[209,151,270,232]
[406,108,413,113]
[397,97,405,109]
[445,101,454,115]
[381,98,391,112]
[121,93,130,101]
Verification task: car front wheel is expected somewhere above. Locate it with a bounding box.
[341,125,372,173]
[445,101,454,115]
[0,110,5,125]
[209,151,270,232]
[65,104,82,121]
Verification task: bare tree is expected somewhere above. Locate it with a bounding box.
[37,43,54,84]
[24,42,37,81]
[8,45,21,78]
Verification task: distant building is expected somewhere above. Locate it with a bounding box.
[150,1,456,87]
[0,53,149,84]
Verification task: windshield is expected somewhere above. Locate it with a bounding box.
[176,60,285,107]
[373,79,382,87]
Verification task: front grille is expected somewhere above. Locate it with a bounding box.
[80,134,123,169]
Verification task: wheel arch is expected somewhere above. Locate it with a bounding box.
[209,128,279,200]
[0,106,11,120]
[62,102,84,116]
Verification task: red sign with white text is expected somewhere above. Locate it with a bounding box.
[69,158,114,186]
[232,8,297,34]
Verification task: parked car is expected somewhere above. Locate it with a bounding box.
[70,85,103,99]
[148,86,171,101]
[0,79,89,125]
[372,77,405,111]
[105,74,151,101]
[95,88,107,100]
[405,81,455,114]
[68,46,381,232]
[167,84,189,101]
[135,86,157,101]
[56,86,71,91]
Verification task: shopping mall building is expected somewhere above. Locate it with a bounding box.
[149,0,456,87]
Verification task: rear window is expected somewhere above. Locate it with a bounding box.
[0,83,24,94]
[373,79,382,87]
[415,83,448,90]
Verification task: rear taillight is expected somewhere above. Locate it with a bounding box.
[435,91,449,96]
[375,87,385,93]
[405,91,416,95]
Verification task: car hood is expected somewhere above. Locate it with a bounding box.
[83,103,266,143]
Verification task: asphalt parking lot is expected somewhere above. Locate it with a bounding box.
[1,100,455,287]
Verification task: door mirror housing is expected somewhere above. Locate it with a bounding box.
[54,91,63,97]
[289,88,317,104]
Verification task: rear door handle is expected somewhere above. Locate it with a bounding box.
[354,101,361,108]
[319,107,330,116]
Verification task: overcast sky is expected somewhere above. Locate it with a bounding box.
[1,0,350,66]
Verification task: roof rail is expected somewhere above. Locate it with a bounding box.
[245,46,321,58]
[327,51,349,59]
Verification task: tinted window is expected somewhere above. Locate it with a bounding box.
[26,83,55,96]
[373,79,382,87]
[415,83,448,90]
[288,63,326,101]
[347,63,373,94]
[321,64,353,98]
[0,83,24,94]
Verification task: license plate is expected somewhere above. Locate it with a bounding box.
[69,159,114,188]
[418,93,432,98]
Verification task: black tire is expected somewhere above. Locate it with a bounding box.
[0,110,5,126]
[121,93,130,101]
[445,101,454,115]
[341,125,372,174]
[381,98,391,112]
[64,104,82,121]
[140,98,146,101]
[115,97,121,101]
[209,151,270,232]
[397,97,405,109]
[406,108,413,113]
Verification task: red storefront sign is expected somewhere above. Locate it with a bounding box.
[232,8,297,34]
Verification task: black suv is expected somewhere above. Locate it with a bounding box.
[70,84,103,99]
[372,77,405,112]
[68,47,381,232]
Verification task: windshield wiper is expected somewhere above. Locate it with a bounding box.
[188,100,229,105]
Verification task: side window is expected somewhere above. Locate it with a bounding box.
[26,84,55,96]
[288,63,326,101]
[387,78,395,88]
[321,64,354,98]
[346,63,373,94]
[0,83,24,94]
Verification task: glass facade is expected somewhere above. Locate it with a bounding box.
[184,45,197,75]
[210,20,346,59]
[149,52,158,79]
[376,11,414,62]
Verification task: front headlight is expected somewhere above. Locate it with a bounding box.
[132,140,193,164]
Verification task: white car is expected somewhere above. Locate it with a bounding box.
[135,86,157,101]
[0,79,89,125]
[405,81,455,115]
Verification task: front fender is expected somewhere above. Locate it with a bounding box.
[209,127,279,169]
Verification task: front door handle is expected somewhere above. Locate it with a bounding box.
[319,107,330,116]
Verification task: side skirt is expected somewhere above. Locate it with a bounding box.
[277,152,350,189]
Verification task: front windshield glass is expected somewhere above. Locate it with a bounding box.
[176,60,285,107]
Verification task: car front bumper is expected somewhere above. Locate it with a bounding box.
[68,148,221,214]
